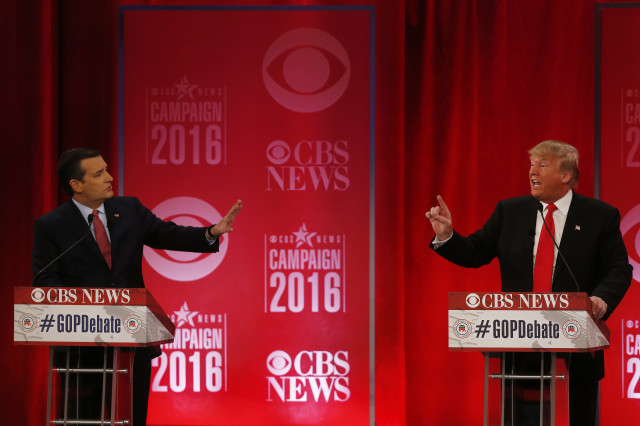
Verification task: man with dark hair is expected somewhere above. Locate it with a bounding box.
[57,148,102,196]
[32,148,242,425]
[425,140,631,425]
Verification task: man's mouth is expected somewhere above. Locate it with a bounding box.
[531,179,541,188]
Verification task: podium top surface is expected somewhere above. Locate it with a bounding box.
[449,292,592,311]
[16,286,153,306]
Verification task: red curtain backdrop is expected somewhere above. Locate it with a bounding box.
[405,1,598,423]
[2,0,636,424]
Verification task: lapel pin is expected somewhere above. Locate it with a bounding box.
[575,225,581,231]
[114,214,120,218]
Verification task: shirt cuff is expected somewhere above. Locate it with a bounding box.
[432,233,452,249]
[205,228,218,245]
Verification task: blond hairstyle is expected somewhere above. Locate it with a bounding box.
[528,140,579,188]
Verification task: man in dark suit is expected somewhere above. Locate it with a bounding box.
[32,148,242,425]
[426,140,632,425]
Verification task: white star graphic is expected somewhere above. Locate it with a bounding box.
[292,223,317,248]
[174,76,198,100]
[173,302,198,328]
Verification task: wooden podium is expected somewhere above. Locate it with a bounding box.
[448,292,610,426]
[14,287,175,426]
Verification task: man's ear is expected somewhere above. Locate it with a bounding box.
[561,172,572,184]
[69,179,82,194]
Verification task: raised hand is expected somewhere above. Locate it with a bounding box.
[209,200,243,236]
[425,195,453,241]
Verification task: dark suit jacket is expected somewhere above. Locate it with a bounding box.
[432,192,632,381]
[32,196,219,288]
[432,192,632,318]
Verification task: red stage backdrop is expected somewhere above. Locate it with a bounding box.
[598,4,640,424]
[119,6,374,425]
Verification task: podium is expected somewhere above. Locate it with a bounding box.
[448,292,610,426]
[14,287,175,426]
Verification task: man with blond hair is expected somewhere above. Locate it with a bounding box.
[426,140,631,425]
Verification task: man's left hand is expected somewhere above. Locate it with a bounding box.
[209,200,243,237]
[590,295,608,320]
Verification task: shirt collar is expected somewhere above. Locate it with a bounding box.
[72,198,106,222]
[540,189,572,216]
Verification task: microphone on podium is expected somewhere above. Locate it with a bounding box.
[31,214,95,286]
[536,202,581,292]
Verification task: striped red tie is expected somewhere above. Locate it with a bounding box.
[92,209,112,268]
[533,204,557,292]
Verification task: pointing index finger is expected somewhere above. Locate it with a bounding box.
[437,195,450,217]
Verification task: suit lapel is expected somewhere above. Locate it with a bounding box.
[60,200,105,264]
[553,193,584,285]
[105,199,121,270]
[524,198,539,285]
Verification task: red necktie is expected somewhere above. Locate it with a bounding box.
[533,204,557,292]
[92,209,112,268]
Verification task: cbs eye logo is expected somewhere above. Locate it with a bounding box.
[620,205,640,283]
[265,140,290,165]
[465,293,481,308]
[266,350,292,376]
[262,28,351,113]
[31,288,46,303]
[143,196,228,282]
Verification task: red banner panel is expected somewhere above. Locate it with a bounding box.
[598,5,640,423]
[119,6,373,425]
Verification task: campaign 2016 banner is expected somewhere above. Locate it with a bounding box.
[598,5,640,422]
[119,6,374,425]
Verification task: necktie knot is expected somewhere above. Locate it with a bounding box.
[547,203,557,215]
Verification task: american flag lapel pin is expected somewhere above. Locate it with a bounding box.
[575,225,581,231]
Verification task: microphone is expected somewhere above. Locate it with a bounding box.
[31,214,95,286]
[537,202,581,292]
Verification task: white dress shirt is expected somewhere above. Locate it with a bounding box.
[72,198,111,243]
[533,189,572,272]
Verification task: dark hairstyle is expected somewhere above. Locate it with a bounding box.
[57,148,101,196]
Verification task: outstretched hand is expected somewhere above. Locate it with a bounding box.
[425,195,453,241]
[210,200,243,236]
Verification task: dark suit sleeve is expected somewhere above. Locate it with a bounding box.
[31,216,64,286]
[590,207,632,318]
[430,201,502,268]
[135,198,219,253]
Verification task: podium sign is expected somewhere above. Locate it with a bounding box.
[449,292,610,425]
[448,292,610,352]
[14,286,175,346]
